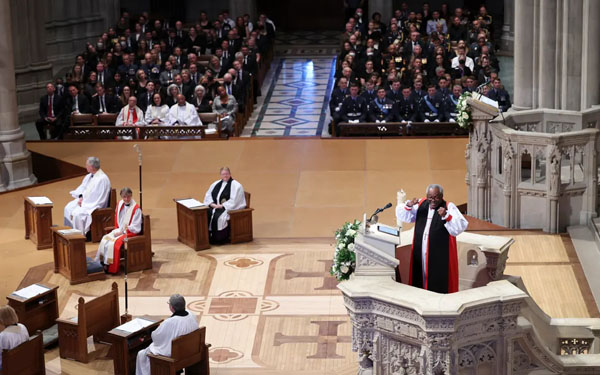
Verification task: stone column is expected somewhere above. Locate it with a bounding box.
[500,0,514,52]
[229,0,257,22]
[581,0,600,109]
[513,0,535,110]
[0,0,36,190]
[538,0,557,109]
[10,0,53,122]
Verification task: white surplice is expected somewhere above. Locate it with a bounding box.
[64,169,111,234]
[95,199,142,264]
[396,200,468,283]
[166,102,202,125]
[116,104,146,126]
[203,179,246,231]
[0,323,29,370]
[144,104,169,125]
[135,312,198,375]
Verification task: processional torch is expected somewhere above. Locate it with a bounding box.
[133,144,143,209]
[121,227,131,323]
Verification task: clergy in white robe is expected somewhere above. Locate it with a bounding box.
[115,97,146,126]
[136,294,198,375]
[203,167,246,244]
[396,184,468,294]
[0,306,30,371]
[95,187,142,274]
[166,94,202,126]
[64,156,111,235]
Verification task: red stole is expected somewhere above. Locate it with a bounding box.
[107,202,140,274]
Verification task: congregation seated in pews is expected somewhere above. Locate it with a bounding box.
[36,8,276,140]
[331,3,510,137]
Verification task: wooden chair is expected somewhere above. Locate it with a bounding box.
[229,191,253,244]
[198,113,222,138]
[148,327,210,375]
[0,334,45,375]
[104,215,153,273]
[70,113,96,127]
[96,113,118,126]
[56,282,120,363]
[91,188,116,242]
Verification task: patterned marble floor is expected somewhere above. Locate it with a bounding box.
[275,30,341,56]
[244,58,336,137]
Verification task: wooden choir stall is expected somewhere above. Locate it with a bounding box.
[174,199,210,251]
[91,188,117,242]
[56,282,121,363]
[148,327,211,375]
[6,283,59,347]
[1,334,45,375]
[24,196,53,250]
[107,317,162,375]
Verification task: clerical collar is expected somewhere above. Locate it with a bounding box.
[171,310,189,317]
[124,203,131,206]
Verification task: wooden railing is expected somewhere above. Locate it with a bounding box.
[337,121,468,137]
[65,125,222,140]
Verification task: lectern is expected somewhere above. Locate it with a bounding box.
[24,196,53,250]
[52,226,105,284]
[353,221,401,278]
[174,199,210,251]
[107,317,162,375]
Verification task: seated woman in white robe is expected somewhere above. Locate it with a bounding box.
[144,92,169,125]
[135,294,198,375]
[64,156,111,235]
[95,187,142,274]
[203,167,246,244]
[0,306,30,371]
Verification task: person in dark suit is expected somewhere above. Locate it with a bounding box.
[191,85,213,113]
[137,81,157,112]
[232,60,251,94]
[337,84,368,135]
[329,77,349,122]
[386,80,403,105]
[397,86,418,123]
[91,83,119,114]
[180,70,196,101]
[368,87,396,123]
[403,31,424,59]
[56,84,91,139]
[35,82,63,140]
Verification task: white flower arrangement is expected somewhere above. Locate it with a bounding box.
[330,220,361,281]
[456,92,473,129]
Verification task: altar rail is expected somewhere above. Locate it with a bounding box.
[338,121,467,137]
[65,126,223,140]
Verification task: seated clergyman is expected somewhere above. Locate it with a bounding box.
[135,294,198,375]
[63,156,111,235]
[94,187,142,273]
[203,167,246,244]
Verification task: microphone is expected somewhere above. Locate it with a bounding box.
[369,203,393,221]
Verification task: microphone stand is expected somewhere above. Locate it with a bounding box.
[133,144,143,209]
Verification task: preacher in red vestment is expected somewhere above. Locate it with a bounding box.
[396,184,468,293]
[94,187,142,273]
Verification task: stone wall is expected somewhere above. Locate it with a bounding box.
[10,0,120,122]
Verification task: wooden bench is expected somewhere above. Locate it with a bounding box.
[70,113,96,127]
[148,327,210,375]
[105,214,153,273]
[229,191,254,244]
[65,125,217,140]
[0,334,45,375]
[198,113,222,139]
[56,282,121,363]
[91,188,116,242]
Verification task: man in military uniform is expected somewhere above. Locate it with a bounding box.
[338,84,367,134]
[386,80,403,105]
[444,84,463,122]
[329,77,349,125]
[360,80,377,106]
[409,80,426,107]
[397,86,417,124]
[487,78,511,112]
[419,85,444,122]
[368,87,396,123]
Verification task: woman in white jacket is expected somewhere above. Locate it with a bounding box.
[0,306,29,371]
[144,92,169,125]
